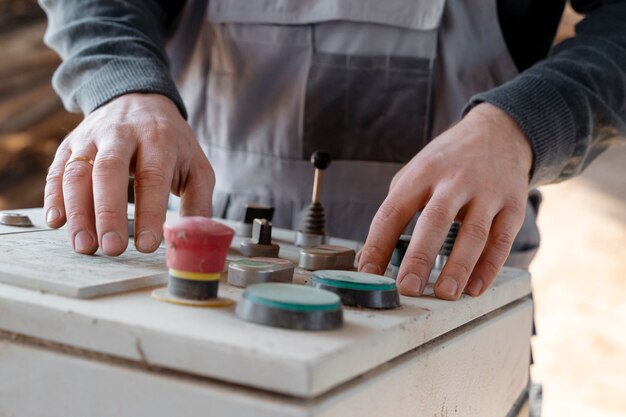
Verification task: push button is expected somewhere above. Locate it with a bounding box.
[153,217,234,307]
[236,283,343,330]
[310,270,400,309]
[299,244,355,271]
[228,257,294,287]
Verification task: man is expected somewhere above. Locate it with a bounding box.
[40,0,626,300]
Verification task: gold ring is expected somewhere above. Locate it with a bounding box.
[65,156,94,168]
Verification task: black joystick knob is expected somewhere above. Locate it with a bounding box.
[296,151,332,247]
[311,151,331,171]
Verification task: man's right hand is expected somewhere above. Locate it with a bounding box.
[44,93,214,256]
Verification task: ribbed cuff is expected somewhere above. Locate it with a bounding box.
[74,58,187,119]
[463,75,577,186]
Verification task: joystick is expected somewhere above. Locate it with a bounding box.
[296,151,331,248]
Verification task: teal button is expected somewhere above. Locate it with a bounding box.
[244,283,341,311]
[312,270,397,291]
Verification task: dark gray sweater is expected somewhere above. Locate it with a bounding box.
[39,0,626,186]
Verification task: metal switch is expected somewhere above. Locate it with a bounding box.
[0,213,33,227]
[240,219,280,258]
[299,244,355,271]
[236,204,274,237]
[228,257,294,288]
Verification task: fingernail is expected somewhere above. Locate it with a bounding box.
[467,279,484,296]
[437,277,459,299]
[361,263,381,275]
[399,273,422,295]
[136,230,157,252]
[74,231,94,252]
[46,208,60,224]
[101,231,122,255]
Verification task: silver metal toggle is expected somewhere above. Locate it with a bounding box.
[240,219,280,258]
[299,244,356,271]
[0,213,34,227]
[235,204,275,237]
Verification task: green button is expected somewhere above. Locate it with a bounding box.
[312,270,397,291]
[244,283,341,311]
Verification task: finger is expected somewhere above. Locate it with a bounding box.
[92,144,134,256]
[133,145,175,253]
[63,146,98,254]
[433,201,496,300]
[44,142,71,228]
[465,205,525,296]
[177,157,214,218]
[396,190,467,297]
[358,186,429,276]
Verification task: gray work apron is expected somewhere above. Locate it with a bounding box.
[170,0,540,268]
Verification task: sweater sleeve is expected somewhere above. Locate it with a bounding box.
[464,0,626,186]
[39,0,187,118]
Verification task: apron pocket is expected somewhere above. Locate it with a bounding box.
[303,53,432,163]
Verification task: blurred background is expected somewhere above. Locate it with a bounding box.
[0,0,81,209]
[0,1,624,416]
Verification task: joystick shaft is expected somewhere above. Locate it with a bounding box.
[296,151,331,248]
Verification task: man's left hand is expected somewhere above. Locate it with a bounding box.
[358,103,533,300]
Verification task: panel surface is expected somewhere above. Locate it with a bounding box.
[0,299,532,417]
[0,229,168,298]
[0,209,531,398]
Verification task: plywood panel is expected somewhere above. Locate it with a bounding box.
[0,229,167,298]
[0,268,530,397]
[0,209,532,398]
[0,299,531,417]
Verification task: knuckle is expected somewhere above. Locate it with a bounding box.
[62,164,92,185]
[66,210,89,227]
[373,201,406,226]
[419,153,444,173]
[420,202,451,226]
[480,258,502,279]
[445,259,473,278]
[94,154,126,174]
[103,123,129,141]
[503,195,526,215]
[402,250,432,271]
[135,165,168,190]
[492,230,516,253]
[360,244,388,264]
[462,221,490,243]
[44,189,63,204]
[144,115,171,134]
[46,166,64,183]
[94,207,120,221]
